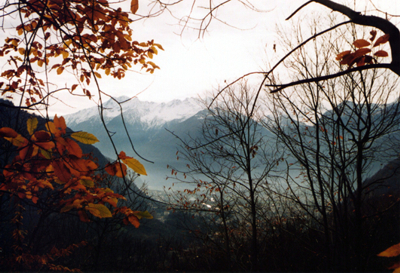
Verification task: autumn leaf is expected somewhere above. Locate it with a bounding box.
[4,134,27,147]
[65,137,83,158]
[353,39,370,48]
[373,34,390,47]
[122,157,147,175]
[105,162,127,178]
[0,127,18,138]
[86,203,112,218]
[369,30,377,41]
[54,115,67,133]
[79,178,94,187]
[374,50,389,57]
[130,0,139,14]
[336,50,351,61]
[52,160,71,183]
[133,210,153,219]
[118,151,147,175]
[27,117,38,135]
[71,131,99,144]
[353,48,371,59]
[378,242,400,257]
[127,215,140,228]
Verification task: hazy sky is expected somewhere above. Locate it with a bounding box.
[2,0,398,115]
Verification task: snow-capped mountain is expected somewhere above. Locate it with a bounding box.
[65,96,204,129]
[64,97,207,190]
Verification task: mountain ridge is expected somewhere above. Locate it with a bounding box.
[65,96,204,130]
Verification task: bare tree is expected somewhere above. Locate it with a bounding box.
[263,14,400,271]
[167,82,281,270]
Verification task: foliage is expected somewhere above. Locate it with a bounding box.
[0,114,152,269]
[378,243,400,273]
[336,30,390,68]
[0,0,160,270]
[0,0,162,106]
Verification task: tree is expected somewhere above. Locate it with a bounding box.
[263,13,400,271]
[0,0,159,270]
[167,82,281,270]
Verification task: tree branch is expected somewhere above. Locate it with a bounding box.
[311,0,400,75]
[267,63,393,93]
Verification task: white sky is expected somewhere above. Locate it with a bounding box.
[1,0,399,115]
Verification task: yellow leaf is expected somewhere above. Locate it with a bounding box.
[80,178,94,187]
[378,243,400,257]
[18,48,25,55]
[62,51,69,59]
[4,134,26,147]
[40,148,52,159]
[122,157,147,175]
[27,117,38,135]
[71,131,99,144]
[130,0,139,14]
[94,72,102,78]
[45,121,57,135]
[133,210,153,219]
[87,203,112,218]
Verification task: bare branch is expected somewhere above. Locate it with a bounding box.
[267,63,393,93]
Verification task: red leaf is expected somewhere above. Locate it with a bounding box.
[373,34,390,47]
[336,50,351,61]
[0,127,18,138]
[52,160,71,183]
[34,130,51,141]
[66,138,83,158]
[78,210,90,222]
[374,50,389,57]
[369,30,377,41]
[353,39,370,48]
[353,48,371,58]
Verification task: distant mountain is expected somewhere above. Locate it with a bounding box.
[64,97,207,190]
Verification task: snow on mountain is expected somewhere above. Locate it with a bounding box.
[65,96,204,129]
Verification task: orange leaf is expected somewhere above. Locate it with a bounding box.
[130,0,139,14]
[374,50,389,57]
[66,138,83,158]
[0,127,18,138]
[353,39,370,48]
[52,160,71,183]
[336,50,351,61]
[54,115,67,134]
[105,162,127,178]
[118,151,128,160]
[71,84,78,92]
[128,215,140,228]
[378,243,400,257]
[374,34,390,47]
